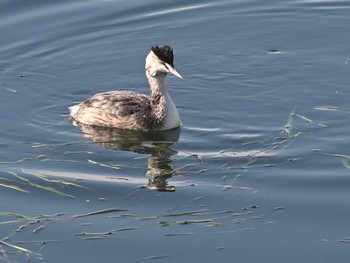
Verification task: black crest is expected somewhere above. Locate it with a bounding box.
[151,45,174,66]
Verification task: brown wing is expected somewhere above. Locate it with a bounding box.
[72,91,155,130]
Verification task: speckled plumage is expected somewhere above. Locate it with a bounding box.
[71,91,158,130]
[69,45,182,131]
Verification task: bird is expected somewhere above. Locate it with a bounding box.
[69,45,182,131]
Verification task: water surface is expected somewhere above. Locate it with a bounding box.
[1,0,350,262]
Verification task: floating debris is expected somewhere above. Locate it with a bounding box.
[242,205,258,210]
[112,227,139,232]
[74,227,138,240]
[78,223,92,226]
[164,233,193,237]
[161,209,207,217]
[74,231,113,240]
[73,208,128,218]
[342,160,350,170]
[87,159,121,170]
[313,106,340,112]
[267,49,283,54]
[175,219,218,226]
[3,87,18,93]
[159,221,171,227]
[274,206,286,211]
[8,171,75,198]
[337,239,350,243]
[141,255,170,261]
[33,225,45,234]
[0,183,29,193]
[108,214,136,219]
[0,240,42,257]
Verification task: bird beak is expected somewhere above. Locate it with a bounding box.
[165,63,183,79]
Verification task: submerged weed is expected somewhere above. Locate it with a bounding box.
[0,170,91,198]
[0,212,64,262]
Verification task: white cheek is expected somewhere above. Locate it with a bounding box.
[149,65,168,77]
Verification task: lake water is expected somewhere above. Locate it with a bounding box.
[1,0,350,262]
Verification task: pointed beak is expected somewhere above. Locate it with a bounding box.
[165,62,183,79]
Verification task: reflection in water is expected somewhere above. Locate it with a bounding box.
[73,122,180,192]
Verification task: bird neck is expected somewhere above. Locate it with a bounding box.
[147,73,168,96]
[147,74,168,120]
[147,73,181,131]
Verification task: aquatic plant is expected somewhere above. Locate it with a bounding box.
[0,170,90,198]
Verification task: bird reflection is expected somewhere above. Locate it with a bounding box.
[73,122,180,192]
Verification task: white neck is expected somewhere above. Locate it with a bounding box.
[162,90,181,130]
[146,72,180,130]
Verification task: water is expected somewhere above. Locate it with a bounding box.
[1,0,350,262]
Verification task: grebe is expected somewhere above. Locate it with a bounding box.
[69,45,182,131]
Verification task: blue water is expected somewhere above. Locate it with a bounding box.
[1,0,350,262]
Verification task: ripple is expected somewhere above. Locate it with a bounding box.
[297,0,350,9]
[145,3,211,17]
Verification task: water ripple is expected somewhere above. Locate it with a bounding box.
[145,3,211,17]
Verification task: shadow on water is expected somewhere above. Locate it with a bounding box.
[72,121,180,192]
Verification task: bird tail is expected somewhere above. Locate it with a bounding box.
[68,105,80,117]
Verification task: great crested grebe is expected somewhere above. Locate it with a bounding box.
[69,45,182,131]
